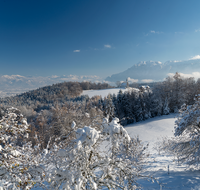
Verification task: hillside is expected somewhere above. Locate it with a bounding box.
[126,114,200,189]
[0,81,113,109]
[0,75,103,98]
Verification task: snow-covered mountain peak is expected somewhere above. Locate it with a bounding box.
[105,59,200,82]
[134,61,163,67]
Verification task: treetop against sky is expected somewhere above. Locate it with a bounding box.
[1,0,200,78]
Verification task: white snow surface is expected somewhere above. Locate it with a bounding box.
[125,114,176,149]
[125,114,200,190]
[76,126,99,148]
[82,87,139,98]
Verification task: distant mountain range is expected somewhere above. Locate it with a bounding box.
[105,59,200,82]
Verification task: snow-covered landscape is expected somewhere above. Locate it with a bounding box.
[126,114,200,190]
[81,88,200,189]
[29,113,200,189]
[2,1,200,189]
[1,80,200,189]
[1,78,200,189]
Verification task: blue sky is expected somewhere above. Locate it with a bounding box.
[1,0,200,79]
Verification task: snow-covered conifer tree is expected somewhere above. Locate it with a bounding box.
[170,72,184,111]
[123,91,136,124]
[134,93,144,122]
[116,90,125,120]
[103,94,115,121]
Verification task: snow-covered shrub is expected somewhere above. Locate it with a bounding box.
[46,117,149,190]
[161,94,200,166]
[0,107,44,189]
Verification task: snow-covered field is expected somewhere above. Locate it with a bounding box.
[82,88,138,98]
[125,114,200,190]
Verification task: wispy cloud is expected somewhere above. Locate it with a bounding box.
[127,77,138,83]
[195,29,200,32]
[145,30,163,36]
[73,50,80,52]
[190,55,200,60]
[141,79,154,83]
[168,72,200,79]
[104,44,111,48]
[175,32,183,34]
[150,30,163,34]
[59,74,102,82]
[51,75,59,78]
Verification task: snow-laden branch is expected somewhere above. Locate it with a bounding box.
[161,94,200,167]
[0,107,45,190]
[45,117,149,189]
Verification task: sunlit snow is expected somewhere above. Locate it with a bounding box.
[82,88,138,98]
[126,114,200,190]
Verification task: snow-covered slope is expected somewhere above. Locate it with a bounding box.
[82,87,139,98]
[126,114,175,148]
[126,114,200,190]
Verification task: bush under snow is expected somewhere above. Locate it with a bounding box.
[45,117,150,190]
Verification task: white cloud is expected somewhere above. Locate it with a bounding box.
[144,30,164,36]
[195,29,200,32]
[104,44,111,48]
[51,75,59,78]
[167,73,174,77]
[73,50,80,52]
[150,30,163,34]
[175,32,183,34]
[2,75,25,80]
[127,77,138,83]
[145,30,163,36]
[141,79,154,83]
[190,55,200,60]
[60,75,103,83]
[167,72,200,80]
